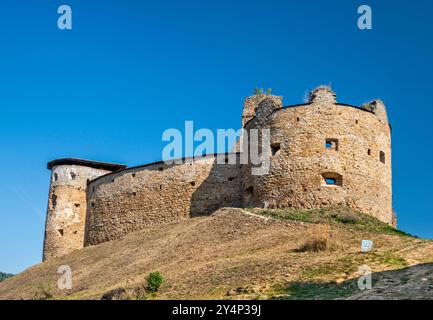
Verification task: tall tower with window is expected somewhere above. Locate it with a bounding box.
[43,159,125,261]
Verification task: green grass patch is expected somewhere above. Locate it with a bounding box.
[248,206,414,237]
[302,256,359,279]
[368,252,408,268]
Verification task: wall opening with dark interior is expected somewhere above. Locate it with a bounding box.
[52,193,57,208]
[322,172,343,186]
[380,151,385,164]
[271,143,281,156]
[244,186,254,208]
[325,139,339,151]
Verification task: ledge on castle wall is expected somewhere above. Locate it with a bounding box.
[47,158,127,171]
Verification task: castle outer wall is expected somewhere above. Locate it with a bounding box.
[84,155,242,246]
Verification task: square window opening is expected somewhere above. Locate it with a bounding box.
[322,172,343,187]
[325,139,339,151]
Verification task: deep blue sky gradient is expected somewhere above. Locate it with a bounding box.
[1,0,432,273]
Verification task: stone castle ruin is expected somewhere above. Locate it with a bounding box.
[43,87,393,261]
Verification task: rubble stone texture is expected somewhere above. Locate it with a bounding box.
[43,165,112,261]
[43,87,393,260]
[243,87,392,225]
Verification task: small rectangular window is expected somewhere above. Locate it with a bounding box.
[380,151,385,164]
[322,172,343,186]
[325,139,339,151]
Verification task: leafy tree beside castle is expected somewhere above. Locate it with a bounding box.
[0,272,14,282]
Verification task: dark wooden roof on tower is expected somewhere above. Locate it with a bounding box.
[47,158,127,171]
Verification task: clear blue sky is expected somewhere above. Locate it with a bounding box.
[1,0,432,274]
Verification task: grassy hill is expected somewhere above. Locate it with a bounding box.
[0,207,432,300]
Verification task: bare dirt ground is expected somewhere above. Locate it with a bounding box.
[0,207,432,300]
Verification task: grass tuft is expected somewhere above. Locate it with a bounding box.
[297,224,341,252]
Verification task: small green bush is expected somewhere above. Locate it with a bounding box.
[254,87,264,95]
[146,272,164,292]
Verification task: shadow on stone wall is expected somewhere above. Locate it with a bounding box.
[189,160,243,217]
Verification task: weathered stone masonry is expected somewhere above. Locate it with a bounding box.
[241,88,392,225]
[84,155,242,246]
[43,87,393,261]
[43,159,126,261]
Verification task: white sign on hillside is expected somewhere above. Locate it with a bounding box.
[361,240,373,252]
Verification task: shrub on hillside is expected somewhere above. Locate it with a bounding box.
[33,284,53,300]
[146,271,164,293]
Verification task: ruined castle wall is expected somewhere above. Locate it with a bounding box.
[43,165,111,261]
[84,155,242,246]
[243,90,392,224]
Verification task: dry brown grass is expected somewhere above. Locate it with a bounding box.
[298,224,341,252]
[0,207,432,300]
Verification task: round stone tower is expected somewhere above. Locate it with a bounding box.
[241,87,393,225]
[43,159,126,261]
